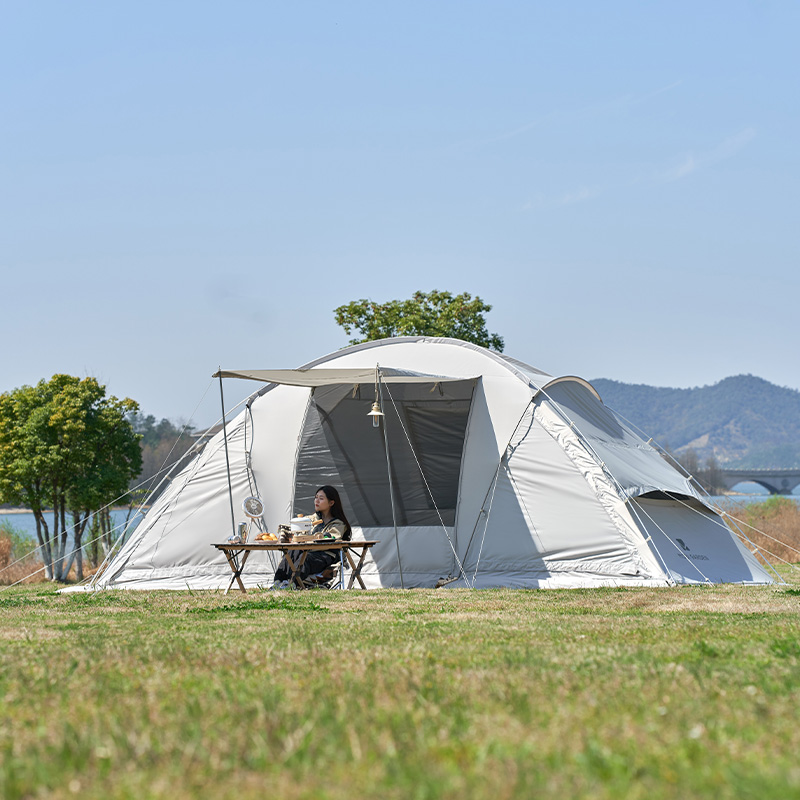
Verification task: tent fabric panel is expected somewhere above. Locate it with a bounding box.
[463,407,645,579]
[292,400,349,515]
[631,498,773,584]
[105,417,254,583]
[531,400,666,580]
[540,380,696,499]
[352,525,459,588]
[95,564,276,591]
[452,375,541,557]
[100,385,311,589]
[297,338,537,386]
[247,385,313,533]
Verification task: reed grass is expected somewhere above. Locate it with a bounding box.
[0,522,44,586]
[727,496,800,564]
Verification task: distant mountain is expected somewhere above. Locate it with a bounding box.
[591,375,800,468]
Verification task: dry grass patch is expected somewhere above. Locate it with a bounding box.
[0,534,45,585]
[725,496,800,565]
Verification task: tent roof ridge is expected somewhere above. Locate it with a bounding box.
[293,336,554,389]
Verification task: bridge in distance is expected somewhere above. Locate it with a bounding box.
[719,469,800,495]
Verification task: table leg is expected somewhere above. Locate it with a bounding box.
[223,549,251,594]
[283,550,309,590]
[345,547,369,590]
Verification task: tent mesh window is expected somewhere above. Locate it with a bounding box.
[294,380,475,527]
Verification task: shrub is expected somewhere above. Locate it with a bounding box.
[0,519,43,585]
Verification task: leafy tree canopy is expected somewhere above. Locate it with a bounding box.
[129,412,193,450]
[334,290,504,351]
[0,375,142,580]
[128,412,196,501]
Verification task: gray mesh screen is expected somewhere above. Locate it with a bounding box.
[294,380,475,527]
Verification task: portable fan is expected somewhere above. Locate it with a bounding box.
[242,496,264,519]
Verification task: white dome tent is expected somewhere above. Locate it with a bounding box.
[87,338,773,591]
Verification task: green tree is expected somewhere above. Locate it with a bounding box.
[129,412,196,501]
[334,290,504,351]
[0,375,142,581]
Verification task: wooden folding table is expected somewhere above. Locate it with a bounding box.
[212,540,379,594]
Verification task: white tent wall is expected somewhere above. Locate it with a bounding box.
[531,395,669,580]
[529,380,773,586]
[83,337,773,591]
[348,526,457,588]
[631,497,773,584]
[248,384,313,533]
[96,386,313,589]
[102,414,261,589]
[460,399,669,589]
[449,376,545,571]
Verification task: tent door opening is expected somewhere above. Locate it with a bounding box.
[293,380,476,528]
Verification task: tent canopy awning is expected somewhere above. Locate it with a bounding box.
[213,367,476,387]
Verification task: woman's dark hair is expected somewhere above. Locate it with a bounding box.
[316,485,352,540]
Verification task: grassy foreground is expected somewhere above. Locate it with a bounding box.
[1,575,800,800]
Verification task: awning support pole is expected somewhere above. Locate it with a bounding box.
[378,368,405,589]
[218,368,237,540]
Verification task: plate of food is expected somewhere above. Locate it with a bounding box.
[253,532,279,542]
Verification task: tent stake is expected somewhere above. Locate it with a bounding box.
[379,370,405,589]
[218,368,237,540]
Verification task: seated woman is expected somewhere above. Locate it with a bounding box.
[272,485,352,588]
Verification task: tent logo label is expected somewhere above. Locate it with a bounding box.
[675,538,710,561]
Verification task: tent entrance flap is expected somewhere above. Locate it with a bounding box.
[294,380,476,527]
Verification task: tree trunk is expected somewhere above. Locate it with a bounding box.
[58,496,68,581]
[101,508,112,555]
[73,511,89,582]
[119,504,135,548]
[75,529,83,582]
[51,490,61,581]
[88,512,99,568]
[33,508,53,581]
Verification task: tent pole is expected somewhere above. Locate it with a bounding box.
[378,370,405,589]
[218,368,237,539]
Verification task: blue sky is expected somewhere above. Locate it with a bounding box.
[2,1,797,426]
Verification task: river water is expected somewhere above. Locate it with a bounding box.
[0,509,143,546]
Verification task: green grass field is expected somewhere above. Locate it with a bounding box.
[2,574,799,800]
